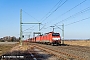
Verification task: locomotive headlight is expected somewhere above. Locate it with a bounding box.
[52,38,60,40]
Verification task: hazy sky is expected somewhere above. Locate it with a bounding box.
[0,0,90,39]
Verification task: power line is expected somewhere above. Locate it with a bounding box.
[40,0,86,30]
[23,26,34,32]
[54,0,87,20]
[21,0,63,33]
[55,6,90,25]
[40,0,68,30]
[22,9,39,22]
[65,17,90,26]
[40,0,62,21]
[41,0,68,23]
[53,0,67,12]
[22,10,41,34]
[47,0,87,25]
[43,6,90,30]
[40,23,46,31]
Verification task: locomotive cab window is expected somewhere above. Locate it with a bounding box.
[52,33,59,36]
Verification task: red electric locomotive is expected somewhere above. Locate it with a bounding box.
[32,32,61,45]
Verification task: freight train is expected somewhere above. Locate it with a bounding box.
[27,32,61,45]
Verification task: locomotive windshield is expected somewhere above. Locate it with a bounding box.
[52,33,59,36]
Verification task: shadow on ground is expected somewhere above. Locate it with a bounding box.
[50,44,70,46]
[0,49,52,60]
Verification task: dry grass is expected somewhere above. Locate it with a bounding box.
[0,44,16,56]
[10,42,34,52]
[0,42,33,55]
[64,40,90,47]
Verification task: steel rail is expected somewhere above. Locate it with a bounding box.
[33,44,86,60]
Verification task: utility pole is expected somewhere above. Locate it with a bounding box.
[62,24,64,44]
[39,23,40,31]
[20,9,41,45]
[20,9,22,46]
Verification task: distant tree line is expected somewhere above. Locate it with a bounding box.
[0,36,20,42]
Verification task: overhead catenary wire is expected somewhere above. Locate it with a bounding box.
[22,9,39,22]
[40,0,87,31]
[40,0,68,30]
[22,10,40,35]
[65,17,90,26]
[21,1,62,34]
[24,0,62,32]
[41,6,90,31]
[39,0,63,30]
[22,2,60,33]
[40,0,62,22]
[53,0,87,21]
[20,0,86,34]
[55,6,90,25]
[23,26,34,32]
[41,0,68,23]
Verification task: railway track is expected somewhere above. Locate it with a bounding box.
[56,45,90,52]
[55,45,90,59]
[30,43,86,60]
[2,42,89,60]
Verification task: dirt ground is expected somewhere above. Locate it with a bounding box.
[0,44,17,56]
[0,42,60,60]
